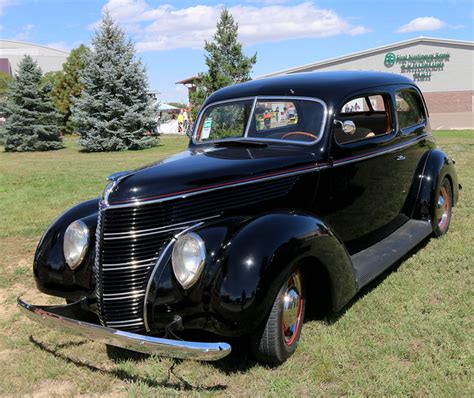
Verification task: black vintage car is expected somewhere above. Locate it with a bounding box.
[19,71,459,365]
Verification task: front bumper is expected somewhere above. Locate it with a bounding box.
[17,297,231,361]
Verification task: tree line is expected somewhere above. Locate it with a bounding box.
[0,9,256,152]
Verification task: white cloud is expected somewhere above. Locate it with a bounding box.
[397,17,446,33]
[99,1,370,52]
[0,0,13,16]
[245,0,289,4]
[105,0,149,22]
[349,25,371,36]
[13,23,34,41]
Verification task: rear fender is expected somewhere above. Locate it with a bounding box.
[412,149,459,221]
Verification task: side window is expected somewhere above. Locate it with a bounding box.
[335,94,391,145]
[396,89,426,130]
[341,95,385,114]
[367,95,386,111]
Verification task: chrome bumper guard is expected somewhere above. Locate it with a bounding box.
[17,297,231,361]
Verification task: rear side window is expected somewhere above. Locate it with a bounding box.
[341,95,385,113]
[335,94,391,145]
[396,89,426,129]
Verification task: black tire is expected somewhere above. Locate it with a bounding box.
[251,269,305,365]
[433,177,453,237]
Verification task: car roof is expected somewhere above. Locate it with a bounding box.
[204,71,415,106]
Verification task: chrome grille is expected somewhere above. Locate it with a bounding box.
[96,216,177,332]
[96,175,298,332]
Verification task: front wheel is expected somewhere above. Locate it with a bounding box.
[251,269,305,365]
[433,177,453,237]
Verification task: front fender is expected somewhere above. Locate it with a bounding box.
[146,212,356,336]
[208,212,356,335]
[412,149,459,221]
[34,198,100,300]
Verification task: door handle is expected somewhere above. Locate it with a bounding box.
[396,155,406,161]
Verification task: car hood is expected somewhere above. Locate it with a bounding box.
[105,145,318,206]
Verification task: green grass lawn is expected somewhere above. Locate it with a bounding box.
[0,135,189,238]
[0,132,472,396]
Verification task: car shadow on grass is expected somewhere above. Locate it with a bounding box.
[212,238,431,374]
[321,237,431,326]
[28,336,227,392]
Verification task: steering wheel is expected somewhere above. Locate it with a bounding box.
[281,132,316,141]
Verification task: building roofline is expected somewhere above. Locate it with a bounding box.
[0,39,70,55]
[175,76,202,85]
[257,36,474,78]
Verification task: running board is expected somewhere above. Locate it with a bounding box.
[352,219,432,290]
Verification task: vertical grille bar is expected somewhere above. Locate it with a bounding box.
[94,206,105,326]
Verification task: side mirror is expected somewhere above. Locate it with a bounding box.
[334,119,356,136]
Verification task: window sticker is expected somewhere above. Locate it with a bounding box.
[201,118,213,139]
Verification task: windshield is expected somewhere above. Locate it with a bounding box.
[194,98,325,144]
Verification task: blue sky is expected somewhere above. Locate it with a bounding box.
[1,0,473,102]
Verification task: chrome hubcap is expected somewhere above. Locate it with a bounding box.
[282,288,300,329]
[282,271,303,345]
[437,195,445,209]
[437,186,450,230]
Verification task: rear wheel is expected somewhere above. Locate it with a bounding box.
[251,269,305,365]
[433,177,452,237]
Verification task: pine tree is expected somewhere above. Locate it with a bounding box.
[52,45,90,134]
[2,55,63,152]
[72,12,158,152]
[190,8,257,119]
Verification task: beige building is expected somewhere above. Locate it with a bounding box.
[0,40,69,76]
[260,37,474,129]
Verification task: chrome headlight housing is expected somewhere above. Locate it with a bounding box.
[63,220,90,270]
[172,232,206,289]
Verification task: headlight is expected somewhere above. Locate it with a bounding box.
[63,220,90,270]
[172,232,206,288]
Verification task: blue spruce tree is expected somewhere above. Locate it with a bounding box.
[2,55,63,152]
[72,12,158,151]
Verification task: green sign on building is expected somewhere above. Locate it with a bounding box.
[384,52,450,82]
[384,52,396,67]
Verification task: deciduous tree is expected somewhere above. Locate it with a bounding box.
[0,71,12,99]
[52,45,90,134]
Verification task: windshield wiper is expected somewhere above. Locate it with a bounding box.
[214,140,268,148]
